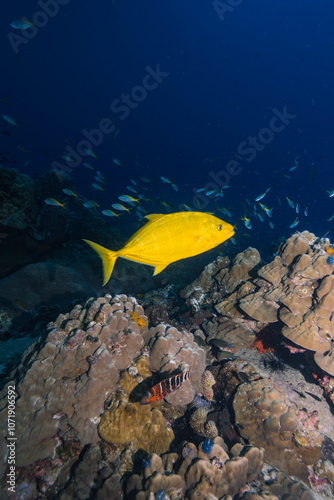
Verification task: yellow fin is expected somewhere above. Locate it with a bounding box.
[153,263,170,275]
[144,213,166,222]
[83,239,118,285]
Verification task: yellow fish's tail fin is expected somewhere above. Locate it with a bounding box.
[83,239,118,285]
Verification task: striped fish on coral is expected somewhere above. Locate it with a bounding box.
[140,371,190,405]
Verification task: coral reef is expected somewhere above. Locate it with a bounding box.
[242,465,316,499]
[180,255,230,311]
[98,356,174,454]
[0,166,36,229]
[189,406,218,439]
[123,437,265,499]
[233,378,322,481]
[143,323,206,405]
[2,231,334,499]
[201,370,216,401]
[0,293,205,472]
[180,248,260,313]
[186,232,334,378]
[203,316,256,349]
[34,169,73,202]
[254,233,334,373]
[0,294,147,467]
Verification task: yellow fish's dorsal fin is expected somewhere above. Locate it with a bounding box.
[83,239,118,286]
[144,213,166,222]
[153,263,170,275]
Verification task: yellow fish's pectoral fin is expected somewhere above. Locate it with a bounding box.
[144,213,166,222]
[83,239,118,285]
[153,262,170,275]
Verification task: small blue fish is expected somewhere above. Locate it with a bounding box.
[206,190,216,196]
[95,175,106,184]
[304,206,309,216]
[171,183,178,191]
[196,188,205,192]
[161,176,171,184]
[290,218,299,228]
[10,18,34,30]
[84,147,97,158]
[83,162,94,170]
[62,154,74,163]
[296,203,299,214]
[84,200,99,209]
[92,183,104,191]
[113,158,122,166]
[260,204,273,217]
[2,114,18,127]
[63,189,78,197]
[327,190,334,198]
[45,198,66,208]
[218,208,231,217]
[118,195,139,204]
[255,187,271,202]
[102,210,119,217]
[241,216,252,229]
[112,203,131,212]
[286,197,295,208]
[127,186,137,193]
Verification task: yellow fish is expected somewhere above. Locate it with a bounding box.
[83,211,234,285]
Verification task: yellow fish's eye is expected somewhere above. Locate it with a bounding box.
[217,224,222,231]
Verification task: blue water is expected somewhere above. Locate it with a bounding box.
[1,0,334,260]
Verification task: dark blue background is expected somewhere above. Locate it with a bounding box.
[1,0,334,258]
